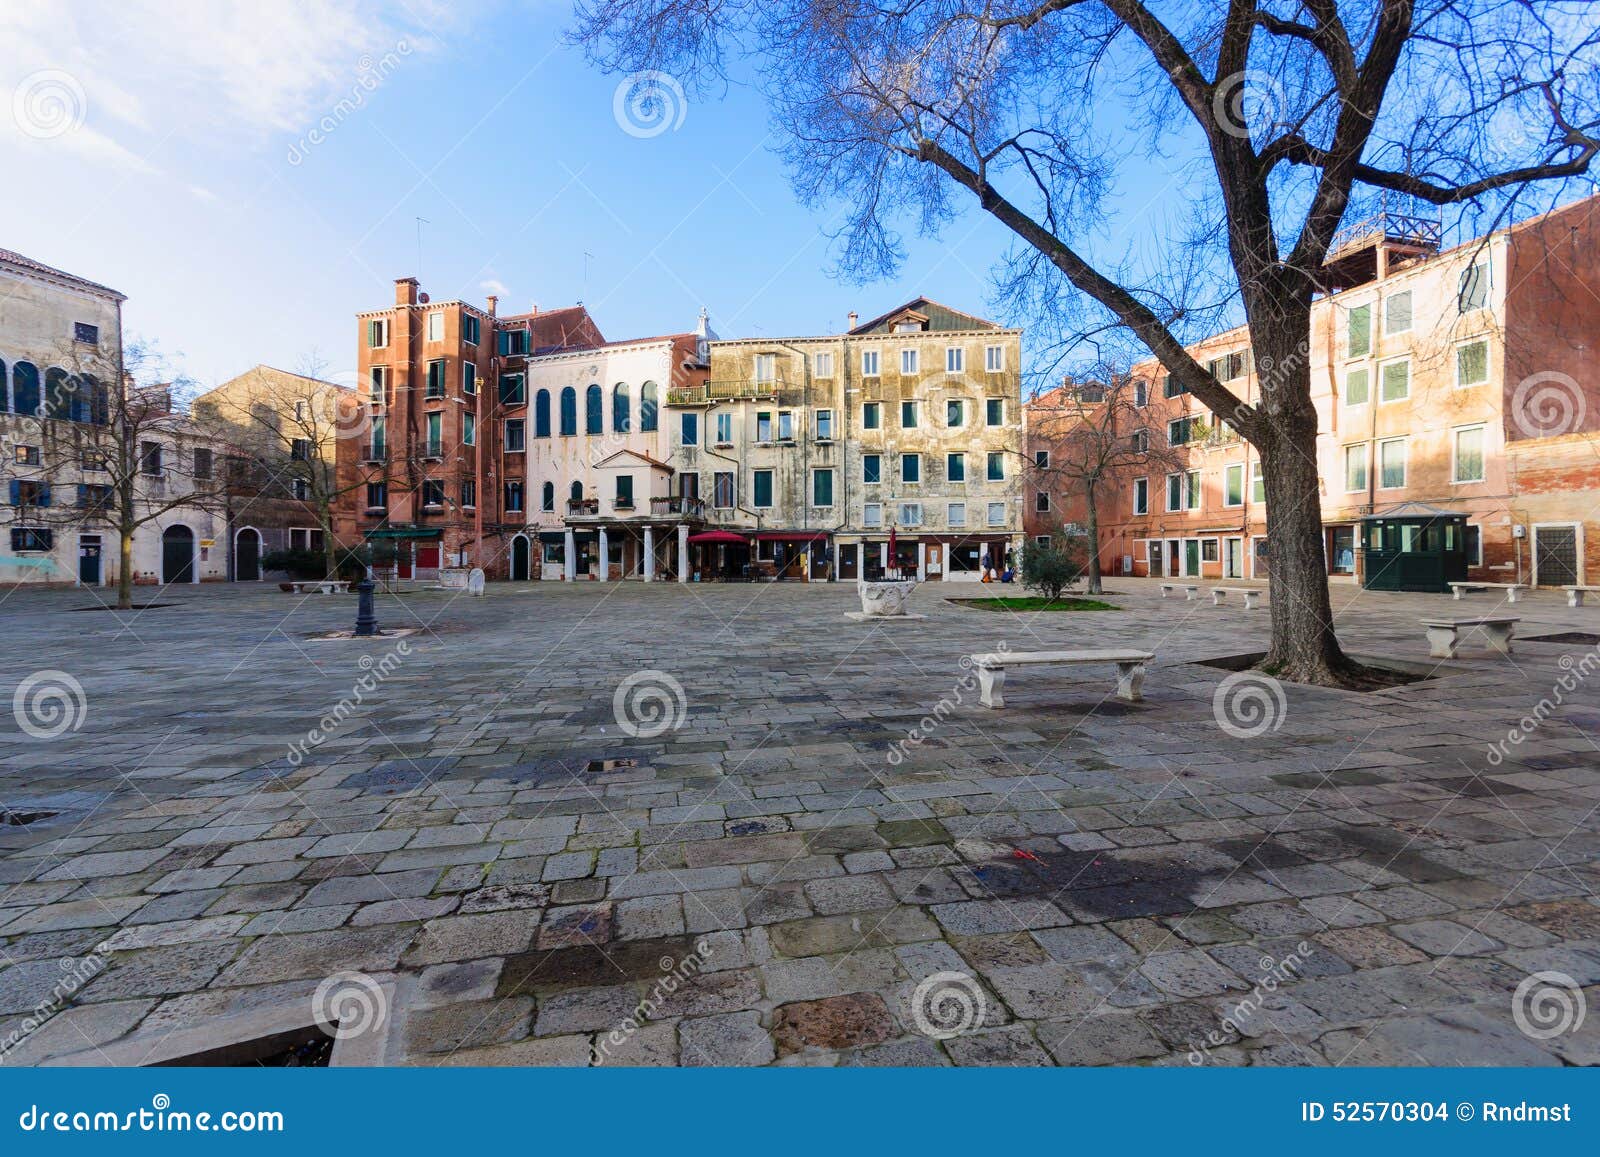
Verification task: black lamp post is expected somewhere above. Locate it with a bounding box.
[354,566,378,637]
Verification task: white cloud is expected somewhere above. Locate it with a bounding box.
[480,278,510,296]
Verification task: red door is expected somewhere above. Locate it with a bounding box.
[398,543,413,579]
[416,546,441,571]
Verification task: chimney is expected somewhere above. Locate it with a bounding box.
[486,295,498,317]
[396,277,419,306]
[529,302,539,316]
[847,311,859,331]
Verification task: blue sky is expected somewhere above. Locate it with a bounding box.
[0,1,1018,391]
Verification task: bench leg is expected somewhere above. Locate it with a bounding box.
[1484,622,1515,656]
[1570,590,1585,608]
[1507,587,1522,604]
[1425,626,1459,659]
[977,664,1005,709]
[1243,592,1259,610]
[1159,586,1170,598]
[1185,588,1198,601]
[1452,587,1465,600]
[1115,662,1145,703]
[1210,591,1225,605]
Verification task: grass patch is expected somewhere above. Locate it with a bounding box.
[953,596,1117,612]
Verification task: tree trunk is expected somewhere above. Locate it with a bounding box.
[320,498,337,578]
[118,527,134,611]
[1083,480,1103,595]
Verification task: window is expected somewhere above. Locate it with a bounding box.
[585,384,603,434]
[8,480,49,507]
[370,416,386,458]
[754,354,776,383]
[946,347,964,373]
[1202,539,1220,563]
[862,402,881,430]
[291,477,311,501]
[290,438,310,462]
[1347,303,1371,357]
[1185,470,1201,509]
[140,442,162,475]
[946,452,965,482]
[369,366,386,404]
[816,409,834,440]
[368,318,389,348]
[366,481,387,510]
[1456,340,1489,387]
[863,502,883,527]
[900,502,924,526]
[900,348,919,375]
[756,411,773,442]
[1167,473,1182,511]
[813,468,834,507]
[1163,375,1188,399]
[1465,524,1483,567]
[1131,429,1149,453]
[946,398,964,427]
[863,453,881,484]
[900,400,918,429]
[1034,449,1049,469]
[462,364,476,395]
[814,352,834,377]
[1344,367,1369,405]
[1459,262,1489,312]
[1134,380,1148,407]
[1251,461,1264,503]
[1344,443,1367,492]
[541,481,555,512]
[1384,291,1412,335]
[753,469,774,508]
[421,479,445,508]
[985,398,1004,426]
[498,329,530,356]
[1168,416,1196,446]
[1224,463,1244,507]
[1168,470,1200,510]
[1207,351,1249,381]
[778,410,794,441]
[504,481,524,512]
[613,384,631,432]
[715,412,733,444]
[463,412,476,446]
[948,502,966,526]
[188,447,213,482]
[14,443,40,466]
[986,501,1006,526]
[498,373,525,406]
[506,418,528,453]
[616,475,635,509]
[1453,425,1486,483]
[1133,477,1149,515]
[861,349,880,376]
[534,391,551,438]
[640,383,658,431]
[425,412,442,456]
[1035,491,1050,513]
[462,315,480,345]
[560,387,577,435]
[901,453,921,483]
[427,312,444,341]
[984,345,1004,372]
[73,322,99,345]
[1380,359,1410,403]
[680,411,699,446]
[11,528,52,552]
[713,472,734,508]
[986,452,1004,481]
[1378,437,1407,489]
[461,480,476,508]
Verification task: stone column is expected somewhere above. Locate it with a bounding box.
[855,542,864,581]
[677,524,690,583]
[643,526,655,582]
[563,529,576,582]
[597,527,610,582]
[916,541,927,581]
[880,542,888,571]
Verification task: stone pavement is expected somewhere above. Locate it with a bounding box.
[0,577,1597,1066]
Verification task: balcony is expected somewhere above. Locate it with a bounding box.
[651,495,705,519]
[667,377,784,406]
[567,498,600,517]
[360,443,386,463]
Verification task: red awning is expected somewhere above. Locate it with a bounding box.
[686,530,749,544]
[753,531,830,542]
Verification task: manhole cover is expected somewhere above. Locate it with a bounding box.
[1525,632,1600,645]
[585,758,638,774]
[1,808,61,826]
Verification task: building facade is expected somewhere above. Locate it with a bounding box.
[1025,194,1600,590]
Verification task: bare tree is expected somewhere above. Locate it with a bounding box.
[573,0,1600,684]
[1027,375,1184,593]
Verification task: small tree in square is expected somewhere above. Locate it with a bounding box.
[1019,532,1086,601]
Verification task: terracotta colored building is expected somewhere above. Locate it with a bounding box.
[1025,194,1600,591]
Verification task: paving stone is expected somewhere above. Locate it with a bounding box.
[1315,926,1429,969]
[985,964,1098,1019]
[458,883,551,913]
[216,926,415,986]
[762,949,904,1005]
[679,1010,774,1066]
[773,993,896,1057]
[533,983,641,1036]
[536,904,614,950]
[592,1020,679,1066]
[616,895,686,941]
[404,911,537,965]
[1039,1013,1166,1065]
[405,997,535,1054]
[1389,919,1503,957]
[80,941,242,1001]
[0,998,154,1065]
[352,896,460,926]
[415,958,503,1009]
[942,1024,1053,1066]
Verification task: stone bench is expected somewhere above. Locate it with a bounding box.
[970,649,1154,708]
[286,580,345,595]
[1210,587,1260,609]
[1563,585,1600,607]
[1449,581,1528,603]
[1159,583,1199,601]
[1420,617,1518,659]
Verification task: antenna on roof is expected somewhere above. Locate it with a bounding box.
[415,217,429,285]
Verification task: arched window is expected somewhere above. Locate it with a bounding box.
[12,362,41,416]
[0,358,7,413]
[542,481,555,512]
[559,386,577,435]
[570,480,583,501]
[585,384,602,434]
[640,381,659,432]
[534,389,551,437]
[613,383,630,433]
[83,375,109,424]
[44,369,76,421]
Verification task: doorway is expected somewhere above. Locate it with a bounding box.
[1224,537,1243,579]
[235,527,261,581]
[1184,539,1201,577]
[161,525,195,585]
[78,534,102,586]
[511,534,531,581]
[1252,535,1270,580]
[1147,540,1163,577]
[1165,538,1180,577]
[1533,523,1580,587]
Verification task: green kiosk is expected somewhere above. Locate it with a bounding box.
[1360,502,1469,593]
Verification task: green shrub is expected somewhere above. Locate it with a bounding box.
[260,548,326,579]
[1018,537,1086,601]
